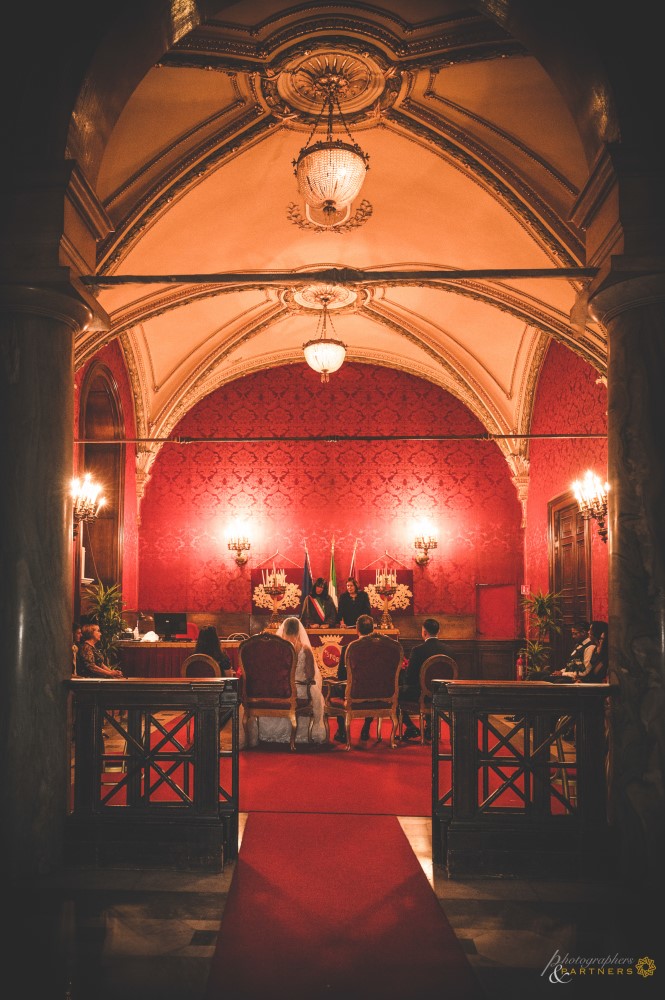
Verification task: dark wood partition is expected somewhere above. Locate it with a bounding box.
[432,680,614,879]
[67,677,239,872]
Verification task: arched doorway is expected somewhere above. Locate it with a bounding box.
[76,363,125,615]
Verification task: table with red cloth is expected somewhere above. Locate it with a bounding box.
[116,640,241,677]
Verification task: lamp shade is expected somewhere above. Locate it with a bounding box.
[295,139,368,215]
[303,337,346,381]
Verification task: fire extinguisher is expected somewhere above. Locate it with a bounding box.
[516,654,525,681]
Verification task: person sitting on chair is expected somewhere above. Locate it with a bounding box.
[332,613,375,743]
[76,624,124,678]
[300,577,337,627]
[243,617,326,747]
[194,624,233,676]
[399,618,449,740]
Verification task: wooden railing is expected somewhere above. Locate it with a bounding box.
[432,680,615,879]
[67,677,239,872]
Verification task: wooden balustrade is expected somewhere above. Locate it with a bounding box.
[67,677,239,872]
[432,680,615,879]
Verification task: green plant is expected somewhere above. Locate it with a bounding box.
[81,580,125,665]
[519,589,563,678]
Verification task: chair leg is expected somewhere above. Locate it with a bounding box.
[344,713,351,751]
[389,712,398,748]
[419,713,425,745]
[376,716,382,743]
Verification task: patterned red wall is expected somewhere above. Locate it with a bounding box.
[138,363,523,629]
[525,341,608,619]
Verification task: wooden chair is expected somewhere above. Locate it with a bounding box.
[398,654,458,743]
[322,633,403,749]
[180,653,221,677]
[238,632,314,751]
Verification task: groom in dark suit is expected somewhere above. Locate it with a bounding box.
[399,618,449,739]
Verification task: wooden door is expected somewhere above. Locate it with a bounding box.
[549,492,591,670]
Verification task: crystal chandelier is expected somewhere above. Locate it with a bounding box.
[302,294,346,382]
[293,70,369,227]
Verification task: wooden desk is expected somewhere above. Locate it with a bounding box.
[117,640,241,677]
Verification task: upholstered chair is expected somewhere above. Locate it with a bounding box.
[398,653,458,743]
[239,632,314,751]
[322,633,403,749]
[180,653,222,677]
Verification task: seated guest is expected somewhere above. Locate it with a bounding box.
[332,614,375,743]
[300,577,337,627]
[564,619,593,675]
[399,618,449,740]
[551,621,607,682]
[336,576,372,627]
[195,624,232,675]
[76,624,124,678]
[242,617,326,747]
[582,621,608,682]
[72,622,82,674]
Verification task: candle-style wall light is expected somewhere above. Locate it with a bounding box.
[71,473,105,540]
[414,534,437,566]
[572,470,609,543]
[228,535,251,566]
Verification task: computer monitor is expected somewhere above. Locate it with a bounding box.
[153,612,188,641]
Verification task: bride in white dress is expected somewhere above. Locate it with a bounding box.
[241,617,327,747]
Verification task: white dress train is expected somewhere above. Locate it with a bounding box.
[241,647,326,747]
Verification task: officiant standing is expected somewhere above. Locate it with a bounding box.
[300,577,337,628]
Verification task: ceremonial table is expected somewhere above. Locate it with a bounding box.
[116,640,242,677]
[303,627,401,679]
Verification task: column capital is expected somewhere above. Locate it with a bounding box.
[0,282,93,335]
[588,260,665,326]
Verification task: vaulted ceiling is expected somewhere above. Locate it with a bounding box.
[76,1,606,483]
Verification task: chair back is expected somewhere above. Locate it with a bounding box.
[346,634,403,703]
[239,632,297,704]
[226,632,250,641]
[180,653,221,677]
[419,654,458,708]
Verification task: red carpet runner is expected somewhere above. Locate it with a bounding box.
[237,721,435,815]
[205,812,483,1000]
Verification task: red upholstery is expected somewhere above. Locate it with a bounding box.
[239,632,313,750]
[399,653,458,743]
[323,633,403,749]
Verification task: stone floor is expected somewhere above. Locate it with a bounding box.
[10,812,659,1000]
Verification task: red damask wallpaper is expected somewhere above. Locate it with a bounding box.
[137,363,523,630]
[525,341,608,620]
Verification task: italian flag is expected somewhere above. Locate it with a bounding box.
[329,539,338,609]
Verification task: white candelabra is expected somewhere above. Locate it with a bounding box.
[375,567,397,629]
[262,567,288,626]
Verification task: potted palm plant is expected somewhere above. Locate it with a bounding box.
[81,580,126,665]
[519,589,563,679]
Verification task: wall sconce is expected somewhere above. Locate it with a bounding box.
[71,473,105,539]
[572,470,609,543]
[228,535,251,566]
[414,535,437,567]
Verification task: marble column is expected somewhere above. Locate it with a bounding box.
[0,285,91,883]
[589,270,665,895]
